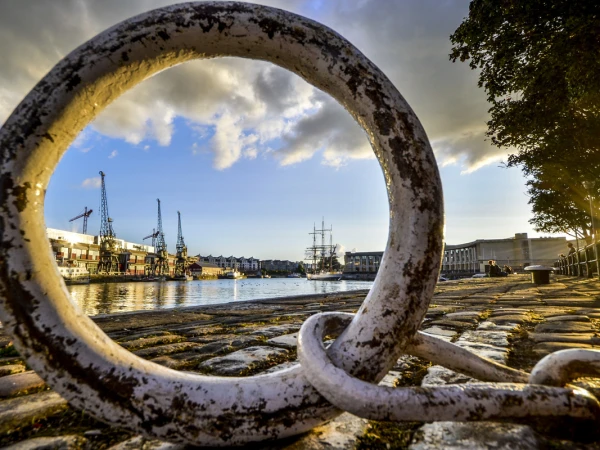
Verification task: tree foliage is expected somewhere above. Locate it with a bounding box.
[297,261,306,275]
[317,255,341,271]
[450,0,600,235]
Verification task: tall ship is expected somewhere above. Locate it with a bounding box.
[306,219,342,281]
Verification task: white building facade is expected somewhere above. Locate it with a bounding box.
[442,233,567,274]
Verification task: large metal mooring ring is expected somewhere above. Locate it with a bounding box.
[0,2,443,446]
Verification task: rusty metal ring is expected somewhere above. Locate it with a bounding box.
[0,2,443,445]
[298,312,600,424]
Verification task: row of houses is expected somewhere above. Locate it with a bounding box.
[197,255,300,272]
[197,255,260,271]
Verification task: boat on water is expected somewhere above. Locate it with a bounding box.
[305,218,342,281]
[219,270,246,280]
[287,273,302,278]
[57,263,90,285]
[143,275,167,282]
[306,272,342,281]
[173,274,193,281]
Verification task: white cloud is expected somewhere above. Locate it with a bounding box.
[0,0,504,173]
[108,150,118,159]
[81,177,101,189]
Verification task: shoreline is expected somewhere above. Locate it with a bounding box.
[89,288,371,320]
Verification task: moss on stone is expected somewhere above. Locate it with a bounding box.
[0,407,133,449]
[356,421,422,449]
[0,344,19,358]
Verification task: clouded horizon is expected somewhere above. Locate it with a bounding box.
[0,0,560,259]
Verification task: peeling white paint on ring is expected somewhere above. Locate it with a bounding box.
[530,349,600,387]
[298,313,600,424]
[0,2,443,445]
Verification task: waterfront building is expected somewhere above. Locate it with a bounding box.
[343,233,567,278]
[198,255,261,272]
[239,257,260,271]
[47,228,154,274]
[343,251,383,280]
[120,248,148,275]
[442,233,567,275]
[198,255,227,268]
[188,262,223,277]
[261,260,299,272]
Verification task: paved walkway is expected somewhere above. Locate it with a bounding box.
[1,275,600,449]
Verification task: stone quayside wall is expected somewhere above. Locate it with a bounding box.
[1,276,600,449]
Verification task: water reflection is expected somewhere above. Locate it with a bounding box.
[67,279,373,316]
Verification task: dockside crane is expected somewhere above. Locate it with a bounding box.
[69,207,93,234]
[174,211,188,277]
[143,229,159,248]
[97,171,120,274]
[153,199,169,276]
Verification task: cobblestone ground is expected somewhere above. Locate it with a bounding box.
[1,275,600,449]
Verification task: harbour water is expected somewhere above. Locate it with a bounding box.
[67,278,374,316]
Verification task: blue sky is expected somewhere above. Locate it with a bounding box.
[1,1,565,261]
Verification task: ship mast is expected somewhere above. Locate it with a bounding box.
[306,218,332,274]
[329,225,334,272]
[309,223,318,274]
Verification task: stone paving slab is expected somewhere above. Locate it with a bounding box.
[421,326,458,340]
[197,346,290,376]
[533,341,597,356]
[529,332,600,344]
[132,342,200,358]
[0,365,26,377]
[268,332,299,349]
[546,314,590,322]
[0,391,67,434]
[534,321,596,333]
[487,314,528,324]
[429,319,477,328]
[409,422,542,450]
[4,435,88,449]
[0,372,45,398]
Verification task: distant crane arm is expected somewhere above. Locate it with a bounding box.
[69,209,93,222]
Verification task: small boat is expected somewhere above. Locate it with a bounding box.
[287,273,301,278]
[173,274,193,281]
[57,263,90,285]
[306,272,342,281]
[219,270,246,280]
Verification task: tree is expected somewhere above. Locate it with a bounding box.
[518,146,599,240]
[450,0,600,235]
[318,255,342,271]
[526,175,593,241]
[450,1,600,155]
[297,262,306,276]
